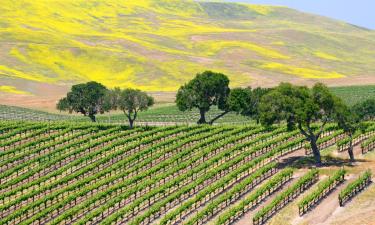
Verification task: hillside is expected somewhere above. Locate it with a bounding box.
[0,0,375,107]
[1,121,375,225]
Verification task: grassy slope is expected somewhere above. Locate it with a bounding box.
[330,85,375,105]
[1,85,374,123]
[0,0,374,99]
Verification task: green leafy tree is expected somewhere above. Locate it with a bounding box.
[114,88,154,128]
[259,83,343,165]
[57,81,109,122]
[227,88,252,115]
[176,71,230,124]
[335,102,361,161]
[227,87,271,123]
[353,99,375,120]
[337,98,375,161]
[104,87,121,110]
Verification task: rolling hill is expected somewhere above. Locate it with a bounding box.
[0,0,374,108]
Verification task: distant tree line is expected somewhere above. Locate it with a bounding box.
[57,81,154,128]
[175,71,375,165]
[57,71,375,166]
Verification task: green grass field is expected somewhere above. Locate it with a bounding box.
[330,85,375,105]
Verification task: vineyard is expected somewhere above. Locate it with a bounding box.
[0,105,252,125]
[0,120,374,225]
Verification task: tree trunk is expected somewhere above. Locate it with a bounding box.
[309,137,322,166]
[198,108,207,124]
[209,111,229,125]
[129,118,134,129]
[348,136,355,162]
[88,114,96,122]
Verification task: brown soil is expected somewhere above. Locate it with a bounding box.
[234,171,306,225]
[268,145,375,225]
[207,144,375,225]
[292,174,356,225]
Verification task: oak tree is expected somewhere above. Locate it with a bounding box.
[57,81,109,122]
[176,71,230,124]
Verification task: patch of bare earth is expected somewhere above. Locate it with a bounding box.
[0,81,68,112]
[269,146,375,225]
[211,143,375,225]
[233,171,306,225]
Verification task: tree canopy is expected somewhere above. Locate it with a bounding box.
[176,71,230,124]
[110,88,154,128]
[259,83,344,165]
[57,81,109,122]
[227,87,271,123]
[335,101,361,161]
[353,99,375,120]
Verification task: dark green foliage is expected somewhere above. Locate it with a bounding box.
[110,88,154,128]
[353,99,375,120]
[259,83,344,165]
[176,71,230,124]
[227,88,252,115]
[228,87,270,123]
[336,98,375,161]
[57,81,109,122]
[335,102,361,161]
[104,87,121,111]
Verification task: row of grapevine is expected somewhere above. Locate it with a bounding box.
[361,135,375,154]
[179,163,278,225]
[65,127,287,225]
[0,126,199,222]
[339,170,372,206]
[46,126,238,224]
[2,120,368,225]
[0,125,238,223]
[126,131,307,225]
[0,127,98,171]
[337,124,375,152]
[298,169,346,215]
[253,169,319,225]
[215,169,295,225]
[98,130,291,225]
[75,127,300,224]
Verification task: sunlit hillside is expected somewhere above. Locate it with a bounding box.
[0,0,374,100]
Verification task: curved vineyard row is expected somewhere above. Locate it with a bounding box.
[0,121,373,225]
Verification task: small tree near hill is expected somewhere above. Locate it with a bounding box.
[57,81,109,122]
[176,71,230,124]
[111,88,154,128]
[259,82,344,166]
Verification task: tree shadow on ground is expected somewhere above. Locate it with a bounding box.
[278,155,370,169]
